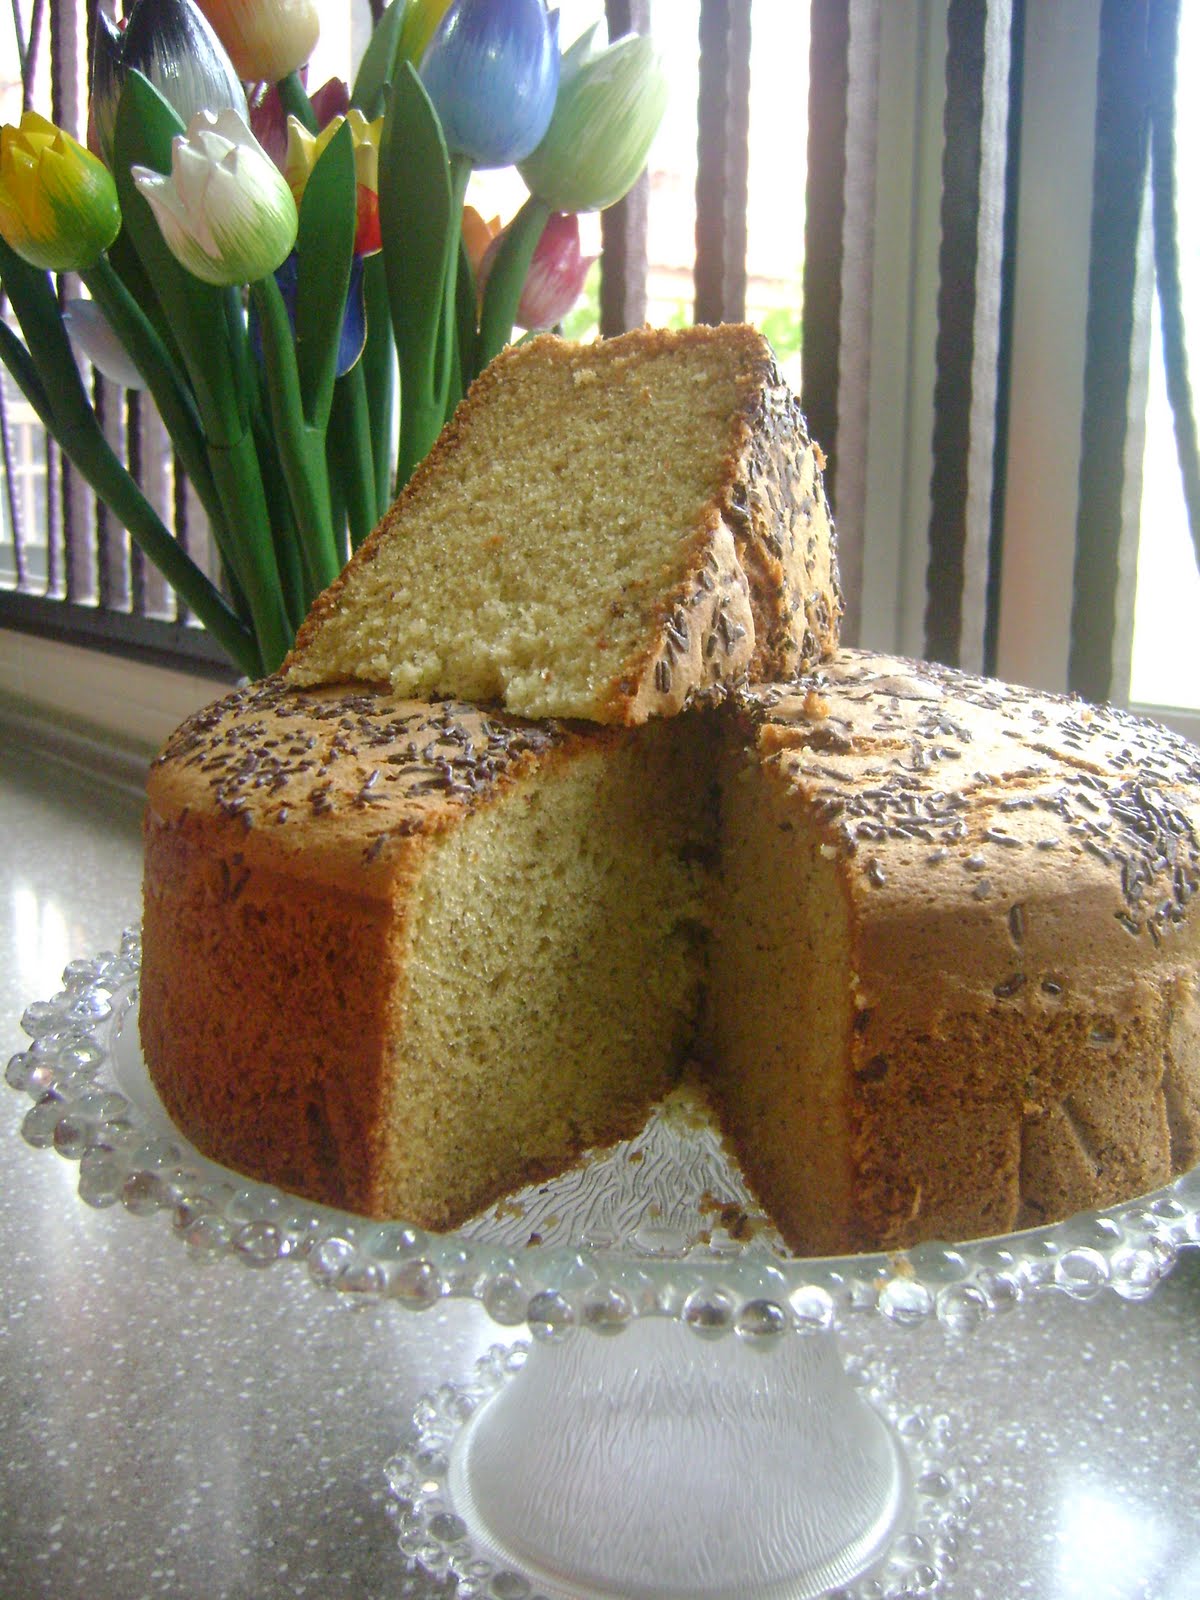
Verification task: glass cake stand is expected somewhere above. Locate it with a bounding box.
[9,928,1200,1600]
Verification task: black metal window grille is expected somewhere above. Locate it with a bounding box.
[0,0,1190,711]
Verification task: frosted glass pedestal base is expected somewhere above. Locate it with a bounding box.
[386,1321,968,1600]
[452,1318,906,1599]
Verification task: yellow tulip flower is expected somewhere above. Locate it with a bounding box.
[285,110,383,254]
[0,112,121,273]
[195,0,321,85]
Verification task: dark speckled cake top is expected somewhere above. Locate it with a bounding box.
[738,649,1200,952]
[148,677,577,874]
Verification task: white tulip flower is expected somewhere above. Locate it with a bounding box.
[132,108,298,288]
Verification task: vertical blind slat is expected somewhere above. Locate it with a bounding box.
[0,382,26,585]
[599,0,651,335]
[802,0,851,512]
[1147,0,1200,577]
[44,436,61,599]
[128,391,148,618]
[94,373,116,609]
[50,0,90,602]
[923,0,1012,672]
[981,0,1025,676]
[824,0,883,645]
[174,460,193,626]
[1067,0,1154,704]
[599,178,650,335]
[694,0,751,325]
[22,0,47,108]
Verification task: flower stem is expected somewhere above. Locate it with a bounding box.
[361,254,395,517]
[250,275,341,599]
[328,463,348,569]
[252,401,306,632]
[453,230,478,404]
[206,428,296,673]
[435,156,473,420]
[329,362,376,552]
[278,69,319,133]
[396,157,473,487]
[475,195,551,376]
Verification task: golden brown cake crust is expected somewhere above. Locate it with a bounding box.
[284,325,842,723]
[143,676,585,890]
[729,650,1200,1251]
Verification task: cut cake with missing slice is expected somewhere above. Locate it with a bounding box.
[139,654,1200,1254]
[283,324,842,724]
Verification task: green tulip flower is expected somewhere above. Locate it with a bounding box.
[519,28,667,213]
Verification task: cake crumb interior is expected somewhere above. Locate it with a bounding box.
[378,724,714,1227]
[707,750,855,1256]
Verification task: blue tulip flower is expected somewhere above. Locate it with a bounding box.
[253,251,367,378]
[419,0,560,169]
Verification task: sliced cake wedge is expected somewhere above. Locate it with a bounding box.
[283,324,842,723]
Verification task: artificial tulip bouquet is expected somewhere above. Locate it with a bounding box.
[0,0,666,677]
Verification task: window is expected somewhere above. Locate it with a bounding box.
[1,0,1197,744]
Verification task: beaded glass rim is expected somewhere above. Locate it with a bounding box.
[9,928,1200,1344]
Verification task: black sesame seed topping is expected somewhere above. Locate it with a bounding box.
[993,972,1027,999]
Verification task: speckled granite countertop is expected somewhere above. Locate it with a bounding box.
[1,733,1198,1600]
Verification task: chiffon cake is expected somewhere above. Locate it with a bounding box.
[141,654,1200,1253]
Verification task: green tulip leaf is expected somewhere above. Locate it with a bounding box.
[454,230,478,405]
[379,63,455,482]
[352,0,409,117]
[329,363,376,553]
[111,71,244,446]
[250,275,341,600]
[294,118,357,431]
[360,253,396,517]
[0,235,86,434]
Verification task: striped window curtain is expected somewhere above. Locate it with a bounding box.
[801,0,1015,669]
[803,0,1190,714]
[1069,0,1196,710]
